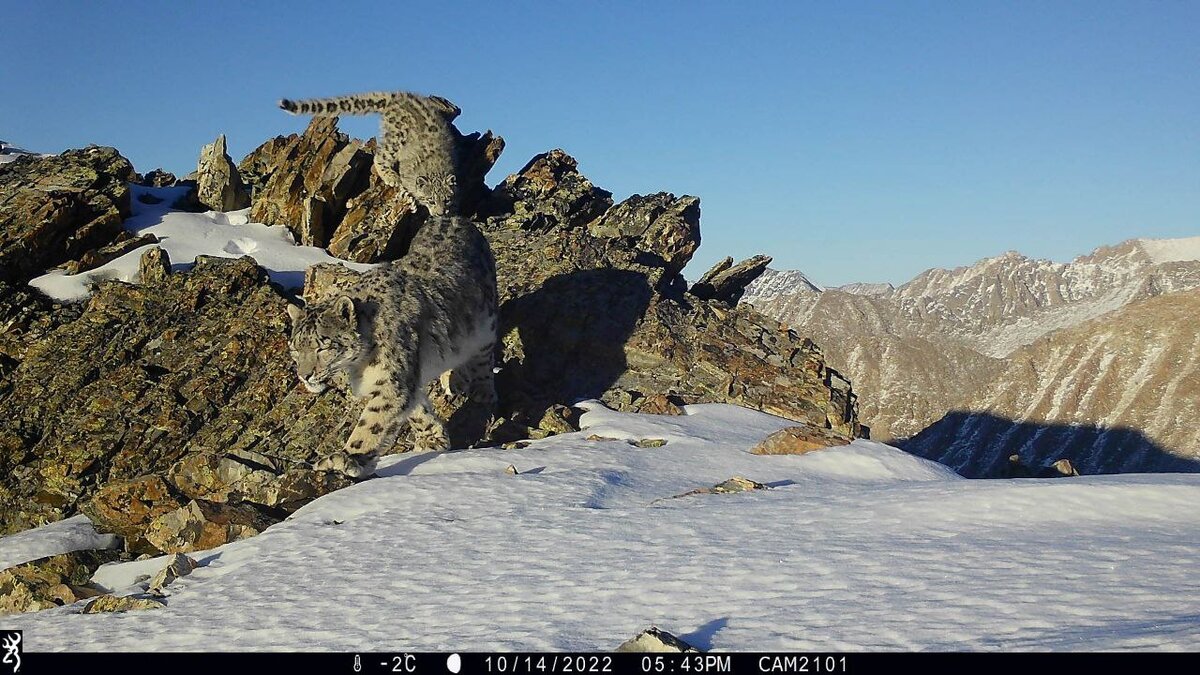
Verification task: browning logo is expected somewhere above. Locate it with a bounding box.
[1,631,19,674]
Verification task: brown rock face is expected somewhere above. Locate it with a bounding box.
[751,425,852,456]
[143,499,272,554]
[194,134,250,212]
[0,550,118,615]
[689,255,772,305]
[0,146,134,283]
[0,256,352,538]
[243,116,503,261]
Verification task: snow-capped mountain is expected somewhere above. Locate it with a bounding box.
[742,236,1200,472]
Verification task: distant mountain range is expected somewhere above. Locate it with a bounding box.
[744,236,1200,475]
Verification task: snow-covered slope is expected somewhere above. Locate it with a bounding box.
[29,185,375,301]
[6,403,1200,651]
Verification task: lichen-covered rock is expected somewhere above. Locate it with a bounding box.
[0,256,352,537]
[243,116,503,261]
[80,475,185,553]
[689,254,772,305]
[143,499,270,554]
[751,425,853,456]
[81,594,164,613]
[0,550,118,615]
[194,134,249,212]
[148,553,198,592]
[140,169,178,188]
[0,146,134,283]
[137,245,171,283]
[61,232,159,274]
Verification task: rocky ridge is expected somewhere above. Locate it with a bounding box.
[0,114,860,587]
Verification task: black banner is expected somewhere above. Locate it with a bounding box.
[11,651,1199,675]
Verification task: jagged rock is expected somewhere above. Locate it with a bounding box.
[82,594,164,613]
[616,627,701,653]
[481,150,859,436]
[0,550,118,615]
[243,116,502,260]
[638,393,686,416]
[143,499,271,554]
[137,245,171,283]
[168,451,344,511]
[81,475,186,553]
[0,146,134,283]
[632,438,667,448]
[140,169,177,188]
[61,233,159,274]
[485,149,613,231]
[504,464,519,475]
[689,254,772,305]
[148,553,198,592]
[1051,458,1080,477]
[194,134,249,212]
[750,425,852,456]
[0,256,353,537]
[537,404,579,435]
[666,476,767,501]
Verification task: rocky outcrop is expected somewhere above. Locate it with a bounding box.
[194,134,249,212]
[140,168,178,188]
[751,425,852,455]
[688,255,772,305]
[0,550,116,615]
[242,116,504,261]
[0,123,858,564]
[0,146,134,283]
[81,594,164,613]
[474,150,858,436]
[0,256,353,539]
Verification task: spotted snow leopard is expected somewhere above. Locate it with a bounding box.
[286,215,498,474]
[278,90,462,216]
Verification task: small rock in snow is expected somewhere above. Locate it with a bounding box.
[616,626,701,652]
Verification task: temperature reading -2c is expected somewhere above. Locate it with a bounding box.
[389,654,417,672]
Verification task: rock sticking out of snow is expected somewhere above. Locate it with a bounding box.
[616,627,701,653]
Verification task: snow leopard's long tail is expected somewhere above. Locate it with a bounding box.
[278,91,460,119]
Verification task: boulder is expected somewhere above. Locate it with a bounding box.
[750,425,853,456]
[60,232,159,274]
[0,146,134,283]
[81,594,165,613]
[80,475,185,553]
[616,627,701,653]
[148,553,198,592]
[140,169,178,187]
[0,550,118,615]
[688,254,772,305]
[665,476,768,501]
[194,134,249,212]
[143,499,271,554]
[137,245,172,283]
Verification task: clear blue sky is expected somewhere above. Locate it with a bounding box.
[3,1,1197,286]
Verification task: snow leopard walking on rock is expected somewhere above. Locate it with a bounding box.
[278,90,462,216]
[286,214,498,477]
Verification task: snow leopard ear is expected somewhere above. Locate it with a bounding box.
[286,304,304,324]
[333,295,355,326]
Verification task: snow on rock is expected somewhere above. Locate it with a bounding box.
[0,515,120,571]
[1137,236,1200,264]
[6,403,1200,651]
[28,184,375,302]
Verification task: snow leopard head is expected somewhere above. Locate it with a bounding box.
[286,296,364,393]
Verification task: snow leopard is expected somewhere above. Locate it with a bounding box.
[286,215,498,473]
[278,90,462,216]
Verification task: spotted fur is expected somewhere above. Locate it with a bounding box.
[287,215,498,463]
[279,90,462,215]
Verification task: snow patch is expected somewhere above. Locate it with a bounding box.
[0,515,120,571]
[28,184,375,302]
[1137,236,1200,264]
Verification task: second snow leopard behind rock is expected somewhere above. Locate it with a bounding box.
[287,215,498,467]
[278,90,462,216]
